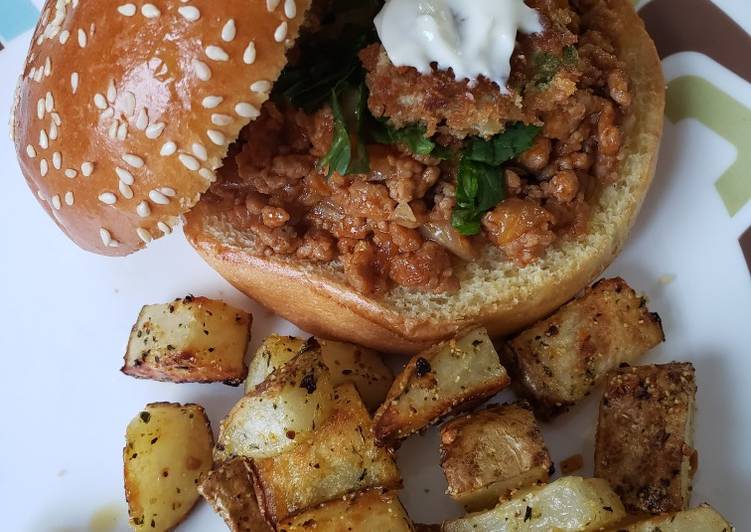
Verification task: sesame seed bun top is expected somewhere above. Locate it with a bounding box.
[11,0,312,255]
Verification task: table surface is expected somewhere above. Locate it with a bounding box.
[1,0,751,530]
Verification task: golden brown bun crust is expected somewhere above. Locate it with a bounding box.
[12,0,311,255]
[184,0,665,354]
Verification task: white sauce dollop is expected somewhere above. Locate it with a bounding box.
[374,0,542,92]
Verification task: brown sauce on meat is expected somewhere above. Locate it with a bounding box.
[203,0,631,295]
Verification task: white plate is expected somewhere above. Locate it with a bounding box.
[1,1,750,530]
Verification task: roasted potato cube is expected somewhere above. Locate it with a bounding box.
[198,458,273,532]
[442,477,626,532]
[216,339,335,460]
[503,278,664,418]
[245,335,393,411]
[595,362,696,514]
[124,402,213,531]
[245,335,306,390]
[253,383,402,523]
[277,490,413,531]
[613,504,734,531]
[123,296,251,385]
[374,327,510,444]
[319,339,394,411]
[440,403,552,511]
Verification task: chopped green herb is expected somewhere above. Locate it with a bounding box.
[451,123,541,236]
[452,159,506,236]
[533,45,579,87]
[371,122,436,156]
[318,85,370,177]
[463,123,541,166]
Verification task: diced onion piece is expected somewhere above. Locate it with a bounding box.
[391,201,421,229]
[420,221,478,261]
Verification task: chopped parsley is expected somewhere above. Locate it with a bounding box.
[452,123,541,235]
[533,45,579,87]
[371,122,443,157]
[318,84,370,177]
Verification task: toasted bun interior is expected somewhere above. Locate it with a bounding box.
[12,0,312,255]
[184,0,665,353]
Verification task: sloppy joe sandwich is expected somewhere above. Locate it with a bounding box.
[12,0,664,352]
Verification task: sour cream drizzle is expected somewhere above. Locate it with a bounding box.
[374,0,542,92]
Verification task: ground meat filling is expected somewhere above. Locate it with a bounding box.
[204,0,631,295]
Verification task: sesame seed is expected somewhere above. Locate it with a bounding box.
[160,141,177,156]
[178,153,200,171]
[206,129,226,145]
[235,102,259,119]
[284,0,297,18]
[26,145,36,158]
[157,221,172,234]
[64,168,77,178]
[119,181,134,199]
[222,19,236,42]
[115,167,134,185]
[145,122,165,139]
[37,99,45,120]
[49,121,59,140]
[122,153,145,168]
[149,189,170,204]
[117,4,136,16]
[160,187,176,197]
[39,129,49,149]
[199,168,216,182]
[267,0,281,11]
[52,152,62,170]
[51,195,61,210]
[44,57,51,76]
[100,228,112,246]
[64,191,74,206]
[137,228,153,243]
[77,28,87,48]
[250,80,272,93]
[274,22,288,42]
[94,93,107,110]
[141,4,160,18]
[37,190,45,201]
[51,112,61,126]
[36,35,44,46]
[122,91,136,116]
[136,201,151,217]
[59,29,70,44]
[243,42,256,64]
[192,143,208,161]
[102,107,115,120]
[202,96,223,109]
[81,162,94,176]
[70,72,79,94]
[192,60,212,81]
[99,192,118,205]
[45,92,54,112]
[107,80,117,103]
[178,6,200,21]
[108,121,117,139]
[136,108,148,130]
[40,159,49,176]
[206,45,229,62]
[34,68,44,83]
[211,114,233,126]
[117,122,128,140]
